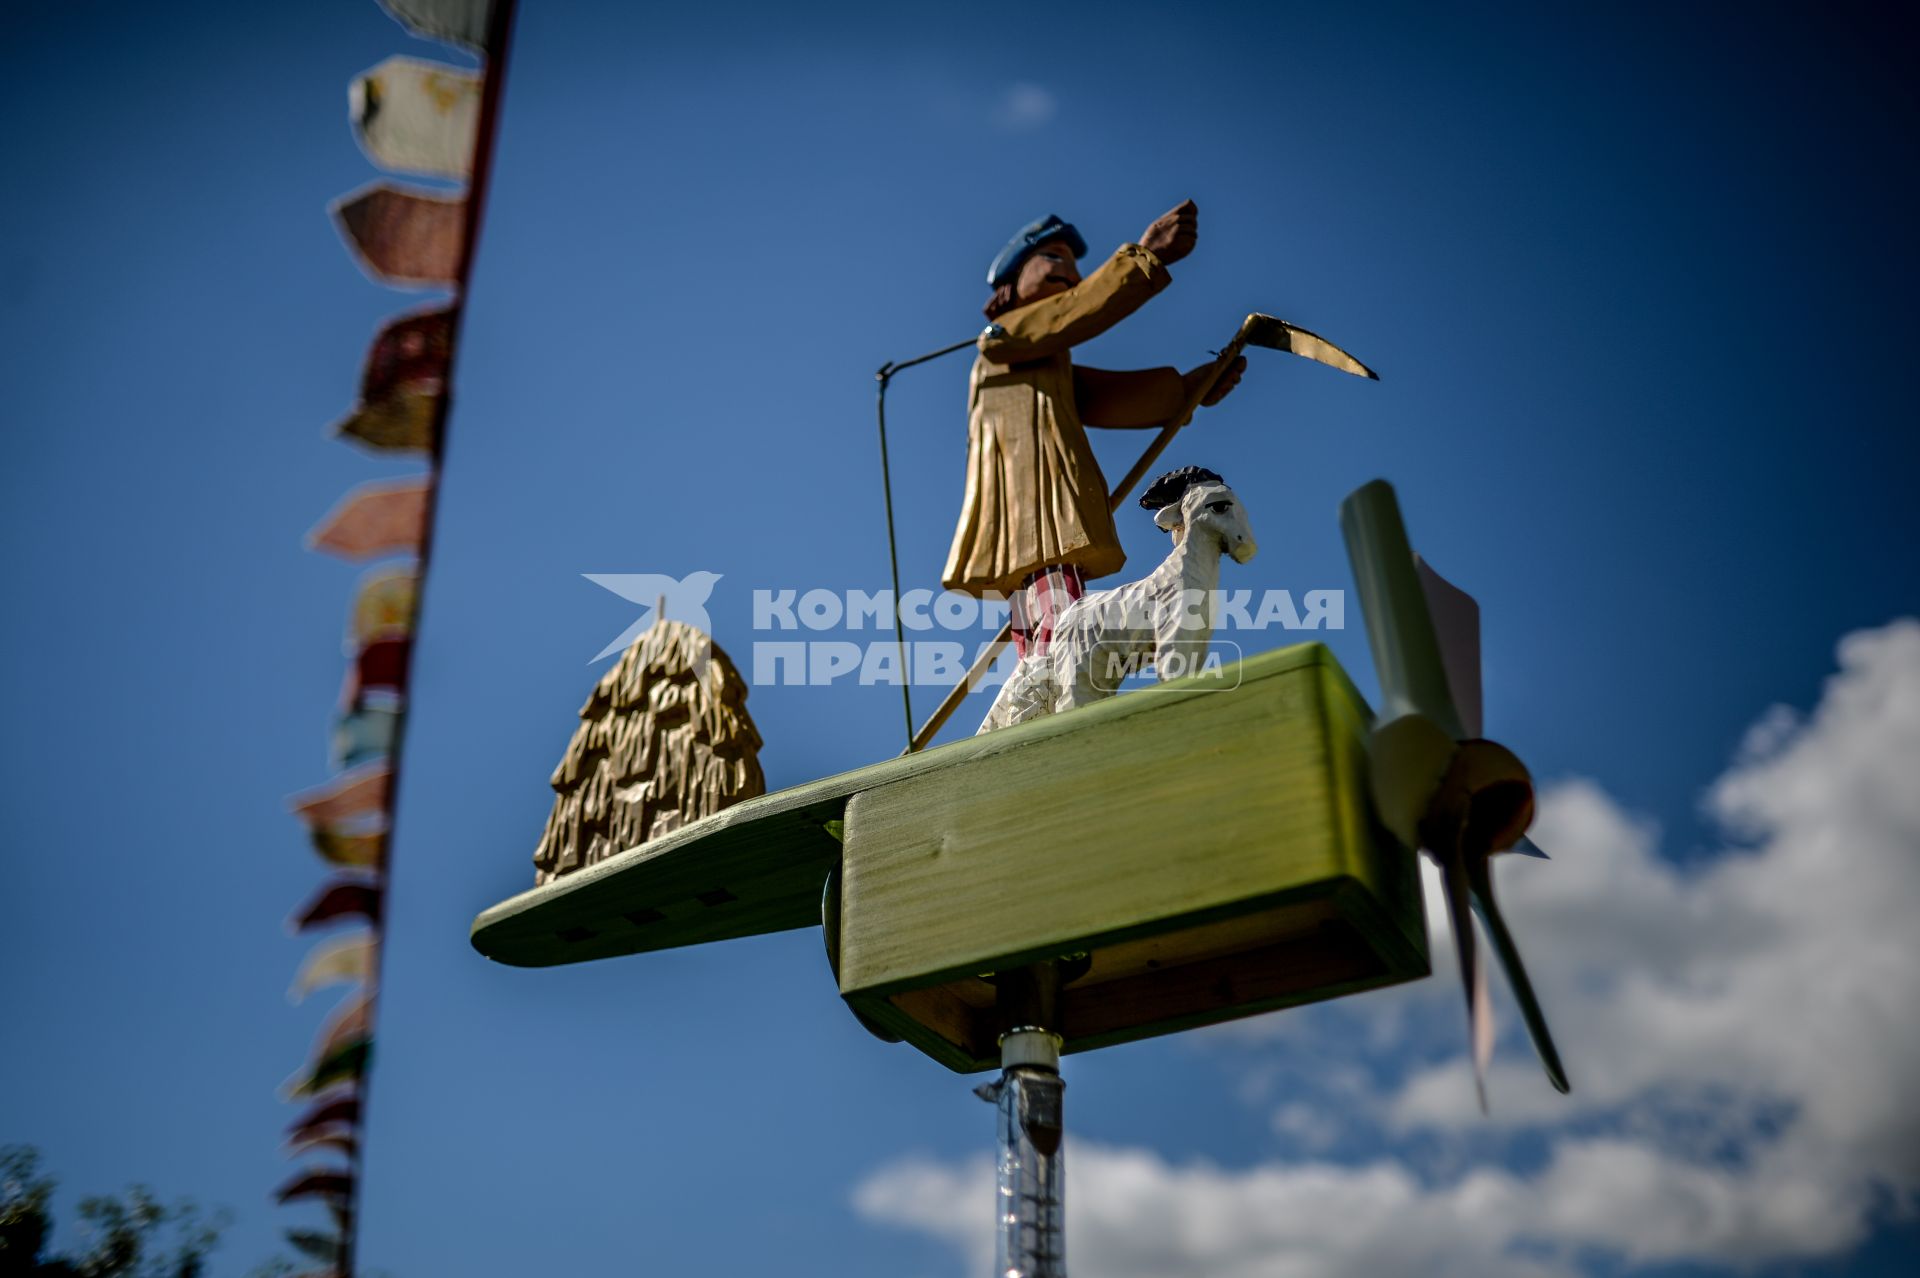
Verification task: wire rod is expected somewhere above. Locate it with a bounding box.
[874,336,975,752]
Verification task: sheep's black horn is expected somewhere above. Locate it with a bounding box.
[1139,465,1225,511]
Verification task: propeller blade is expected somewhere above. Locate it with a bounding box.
[1438,851,1491,1112]
[1471,920,1494,1108]
[1466,855,1571,1094]
[1339,481,1466,736]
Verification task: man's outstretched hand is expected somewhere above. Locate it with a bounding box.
[1145,197,1238,408]
[1140,199,1199,264]
[1184,353,1246,409]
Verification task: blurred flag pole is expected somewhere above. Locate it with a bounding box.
[327,3,521,1276]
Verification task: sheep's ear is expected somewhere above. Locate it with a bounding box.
[1154,504,1183,532]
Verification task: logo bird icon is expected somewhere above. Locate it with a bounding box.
[583,571,724,663]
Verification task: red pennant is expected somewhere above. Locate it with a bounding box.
[274,1168,353,1205]
[342,637,413,709]
[287,1095,361,1141]
[332,307,454,454]
[285,1129,359,1159]
[366,307,454,399]
[289,880,384,932]
[360,636,412,693]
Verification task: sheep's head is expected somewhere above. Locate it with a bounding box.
[1140,466,1257,564]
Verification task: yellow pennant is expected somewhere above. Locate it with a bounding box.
[287,932,377,1004]
[350,566,419,647]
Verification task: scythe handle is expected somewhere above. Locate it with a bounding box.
[908,632,1008,752]
[1103,316,1258,512]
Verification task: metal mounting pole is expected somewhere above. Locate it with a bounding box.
[975,964,1067,1277]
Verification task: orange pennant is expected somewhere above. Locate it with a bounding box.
[307,477,432,561]
[315,990,375,1060]
[331,183,465,288]
[288,763,392,829]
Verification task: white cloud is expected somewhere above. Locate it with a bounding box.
[854,620,1920,1276]
[992,82,1057,130]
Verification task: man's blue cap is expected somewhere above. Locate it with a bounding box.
[986,214,1087,287]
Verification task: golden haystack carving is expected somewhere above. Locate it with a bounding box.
[533,619,765,885]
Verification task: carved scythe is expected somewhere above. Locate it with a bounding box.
[905,314,1376,752]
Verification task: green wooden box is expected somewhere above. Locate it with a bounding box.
[833,643,1429,1072]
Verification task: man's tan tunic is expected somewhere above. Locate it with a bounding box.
[942,244,1187,598]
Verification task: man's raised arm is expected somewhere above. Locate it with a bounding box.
[978,244,1172,365]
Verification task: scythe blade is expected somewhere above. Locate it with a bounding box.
[1241,314,1379,380]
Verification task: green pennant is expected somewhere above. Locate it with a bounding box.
[308,828,386,871]
[286,1229,343,1266]
[292,1040,372,1098]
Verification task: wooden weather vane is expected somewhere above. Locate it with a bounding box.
[473,204,1570,1278]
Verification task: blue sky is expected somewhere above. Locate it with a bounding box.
[1,1,1916,1275]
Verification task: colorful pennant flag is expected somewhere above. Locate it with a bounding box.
[331,703,403,771]
[289,763,393,829]
[363,307,455,395]
[288,932,377,1003]
[318,992,375,1054]
[285,1040,372,1099]
[334,307,454,454]
[288,1094,362,1141]
[341,636,413,708]
[285,1130,359,1160]
[337,380,438,454]
[352,57,483,179]
[308,828,386,871]
[351,568,419,645]
[274,1169,353,1206]
[332,183,466,288]
[379,0,495,50]
[289,880,384,933]
[285,1230,344,1267]
[283,0,516,1257]
[308,477,432,561]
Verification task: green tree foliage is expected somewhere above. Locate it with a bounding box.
[0,1147,226,1278]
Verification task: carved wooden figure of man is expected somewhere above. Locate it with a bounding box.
[942,200,1247,656]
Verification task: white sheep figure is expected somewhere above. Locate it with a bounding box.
[979,466,1259,733]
